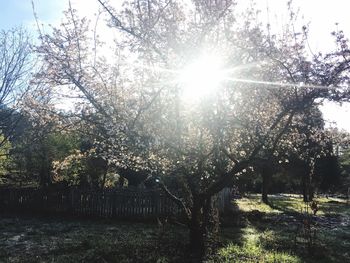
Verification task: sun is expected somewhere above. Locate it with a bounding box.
[178,54,226,101]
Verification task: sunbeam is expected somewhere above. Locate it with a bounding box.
[224,77,338,90]
[131,59,342,98]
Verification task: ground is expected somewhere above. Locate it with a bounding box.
[0,194,349,262]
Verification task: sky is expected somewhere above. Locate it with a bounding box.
[0,0,349,131]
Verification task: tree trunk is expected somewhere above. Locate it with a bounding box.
[189,199,205,261]
[39,159,51,187]
[302,182,308,202]
[261,167,270,204]
[101,168,108,190]
[302,167,314,202]
[188,196,219,262]
[307,173,314,201]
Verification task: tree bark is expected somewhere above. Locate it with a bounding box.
[307,173,314,201]
[39,154,51,187]
[188,196,219,262]
[100,166,108,190]
[302,165,314,202]
[302,177,308,202]
[261,167,270,204]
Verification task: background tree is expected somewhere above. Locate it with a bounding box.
[0,27,32,149]
[278,107,331,201]
[334,131,350,196]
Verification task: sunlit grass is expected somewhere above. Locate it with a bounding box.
[222,194,350,263]
[269,195,306,214]
[215,224,301,263]
[216,241,301,263]
[235,195,280,213]
[235,194,350,216]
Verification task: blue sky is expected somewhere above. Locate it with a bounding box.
[1,0,350,131]
[1,0,349,50]
[0,0,66,30]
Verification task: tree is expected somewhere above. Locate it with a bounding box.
[314,154,342,193]
[339,149,350,197]
[0,133,12,184]
[0,28,32,149]
[332,131,350,195]
[34,0,350,260]
[277,107,331,201]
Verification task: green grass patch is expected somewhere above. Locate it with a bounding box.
[235,195,280,214]
[235,194,350,216]
[216,241,301,263]
[226,194,350,263]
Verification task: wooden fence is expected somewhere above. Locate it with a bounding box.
[0,188,181,219]
[0,187,233,219]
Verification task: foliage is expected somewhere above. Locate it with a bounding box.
[0,133,12,183]
[53,148,117,188]
[52,149,86,185]
[338,147,350,193]
[7,125,82,187]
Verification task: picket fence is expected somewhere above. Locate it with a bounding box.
[0,187,232,219]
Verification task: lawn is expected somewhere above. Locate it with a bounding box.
[0,194,349,262]
[217,194,350,263]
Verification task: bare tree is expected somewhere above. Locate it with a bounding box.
[0,27,32,146]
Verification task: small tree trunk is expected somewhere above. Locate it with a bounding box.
[189,200,204,261]
[203,196,219,255]
[308,174,314,202]
[188,196,219,262]
[262,188,269,204]
[101,169,108,190]
[302,173,309,202]
[261,168,270,204]
[302,172,314,202]
[301,171,307,202]
[39,161,51,187]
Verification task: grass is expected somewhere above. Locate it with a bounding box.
[216,241,301,263]
[0,216,188,262]
[235,193,350,216]
[215,194,350,263]
[0,194,349,262]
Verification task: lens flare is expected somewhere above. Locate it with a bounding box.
[178,55,225,101]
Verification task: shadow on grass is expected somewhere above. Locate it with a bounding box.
[219,194,350,263]
[0,214,190,263]
[317,199,350,216]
